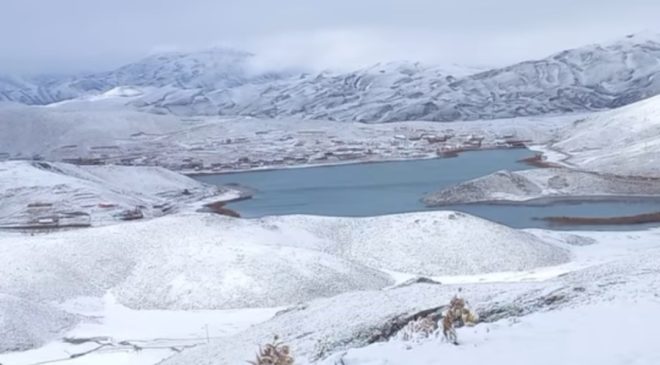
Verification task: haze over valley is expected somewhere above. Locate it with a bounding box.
[1,2,660,364]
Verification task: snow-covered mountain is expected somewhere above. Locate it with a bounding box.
[2,33,660,122]
[131,60,470,119]
[0,75,77,105]
[548,93,660,176]
[0,48,286,105]
[192,32,660,122]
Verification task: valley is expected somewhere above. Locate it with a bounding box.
[1,31,660,365]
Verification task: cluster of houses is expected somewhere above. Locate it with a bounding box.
[1,128,528,174]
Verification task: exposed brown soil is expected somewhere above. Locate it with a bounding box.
[0,223,92,231]
[504,139,532,148]
[542,211,660,225]
[203,201,241,218]
[117,208,144,221]
[437,150,461,158]
[518,153,561,168]
[27,202,54,208]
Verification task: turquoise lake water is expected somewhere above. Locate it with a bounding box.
[195,149,660,230]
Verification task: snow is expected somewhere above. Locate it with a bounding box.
[0,294,280,365]
[546,94,660,177]
[3,33,660,122]
[329,299,660,365]
[121,31,660,122]
[0,210,569,312]
[258,212,570,275]
[423,168,660,205]
[0,101,573,173]
[0,294,79,353]
[0,103,185,157]
[60,294,280,340]
[0,208,571,359]
[158,281,548,365]
[422,95,660,206]
[2,343,173,365]
[1,30,660,365]
[0,212,392,309]
[1,213,659,364]
[157,226,660,365]
[93,86,144,99]
[0,160,235,228]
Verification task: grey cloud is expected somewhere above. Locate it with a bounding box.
[1,0,659,75]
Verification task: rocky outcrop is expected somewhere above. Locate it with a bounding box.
[423,168,660,206]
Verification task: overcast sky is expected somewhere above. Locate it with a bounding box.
[2,0,660,75]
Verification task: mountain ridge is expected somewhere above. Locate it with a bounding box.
[2,32,660,122]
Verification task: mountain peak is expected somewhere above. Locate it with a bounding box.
[138,47,253,64]
[622,30,660,43]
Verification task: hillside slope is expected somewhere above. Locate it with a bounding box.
[0,161,232,228]
[177,32,660,122]
[423,168,660,205]
[2,33,660,122]
[0,211,568,311]
[548,94,660,176]
[0,49,286,105]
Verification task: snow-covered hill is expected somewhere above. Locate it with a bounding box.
[0,211,568,308]
[423,168,660,205]
[96,48,259,90]
[213,32,660,122]
[421,94,660,205]
[2,33,660,122]
[2,215,658,364]
[0,160,235,228]
[0,48,287,105]
[159,227,660,365]
[0,74,87,106]
[0,294,79,353]
[0,209,572,355]
[0,102,569,173]
[545,93,660,176]
[155,32,660,122]
[0,104,187,160]
[262,212,568,276]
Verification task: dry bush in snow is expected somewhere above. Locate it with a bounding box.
[397,313,440,342]
[248,335,295,365]
[442,293,479,345]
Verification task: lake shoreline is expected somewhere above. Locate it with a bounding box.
[193,149,660,230]
[436,194,660,207]
[541,211,660,226]
[184,146,529,177]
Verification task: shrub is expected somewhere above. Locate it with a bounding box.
[248,336,295,365]
[442,294,479,345]
[398,314,440,342]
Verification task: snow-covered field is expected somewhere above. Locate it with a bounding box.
[0,209,570,362]
[2,33,660,123]
[0,160,239,228]
[158,226,660,365]
[0,102,573,173]
[1,208,658,364]
[1,294,281,365]
[544,94,660,177]
[1,95,659,364]
[167,226,660,365]
[423,168,660,205]
[3,74,659,181]
[424,95,660,204]
[2,31,660,365]
[331,299,660,365]
[0,211,569,311]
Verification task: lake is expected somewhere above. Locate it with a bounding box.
[194,149,660,230]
